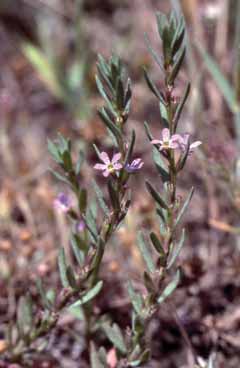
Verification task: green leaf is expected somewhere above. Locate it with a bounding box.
[150,232,165,265]
[98,107,122,140]
[145,181,168,210]
[76,151,84,175]
[171,18,185,56]
[108,181,120,211]
[124,78,132,110]
[174,82,190,129]
[85,206,98,241]
[129,349,151,367]
[102,323,127,354]
[66,266,77,289]
[156,12,169,38]
[167,229,185,269]
[168,46,186,85]
[79,188,87,213]
[47,139,62,164]
[175,187,194,227]
[90,343,105,368]
[124,130,136,166]
[58,247,70,288]
[152,148,170,183]
[127,282,144,315]
[17,295,33,336]
[144,33,164,71]
[137,232,155,273]
[198,44,238,113]
[93,180,109,216]
[159,101,169,126]
[22,43,62,98]
[143,68,164,102]
[70,280,103,307]
[36,279,52,310]
[70,234,85,266]
[116,77,125,111]
[162,27,173,65]
[49,169,71,186]
[157,269,180,304]
[144,121,153,141]
[96,75,117,117]
[62,150,73,171]
[93,143,102,160]
[143,271,155,293]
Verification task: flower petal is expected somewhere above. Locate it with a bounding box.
[190,141,202,150]
[162,128,170,142]
[182,133,190,145]
[103,170,110,177]
[131,158,142,166]
[112,152,121,163]
[99,151,110,164]
[94,163,107,170]
[113,163,123,170]
[151,139,162,145]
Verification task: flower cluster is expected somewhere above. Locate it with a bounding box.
[151,128,202,155]
[94,151,144,177]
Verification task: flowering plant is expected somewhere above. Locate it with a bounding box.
[1,8,215,368]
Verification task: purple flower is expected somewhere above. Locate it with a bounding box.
[76,220,86,232]
[174,133,202,154]
[125,158,144,173]
[54,192,72,213]
[151,128,181,151]
[151,128,202,155]
[94,152,123,177]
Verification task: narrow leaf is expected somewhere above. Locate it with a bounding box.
[98,108,122,140]
[157,269,180,304]
[152,148,170,182]
[124,130,136,166]
[102,323,127,354]
[167,229,185,269]
[174,82,190,129]
[90,343,105,368]
[145,181,168,210]
[137,232,155,273]
[36,279,52,310]
[143,68,164,102]
[127,282,144,315]
[70,280,103,307]
[58,247,70,288]
[150,232,165,264]
[175,187,194,227]
[168,46,186,85]
[144,33,164,71]
[66,266,77,289]
[198,44,238,113]
[93,180,110,216]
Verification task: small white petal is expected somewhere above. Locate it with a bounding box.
[162,128,170,142]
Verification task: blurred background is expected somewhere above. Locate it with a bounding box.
[1,0,240,367]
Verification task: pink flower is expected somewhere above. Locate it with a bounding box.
[175,133,202,154]
[151,128,181,151]
[151,128,202,155]
[54,192,72,213]
[94,152,123,177]
[125,158,144,173]
[106,348,118,368]
[76,220,85,232]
